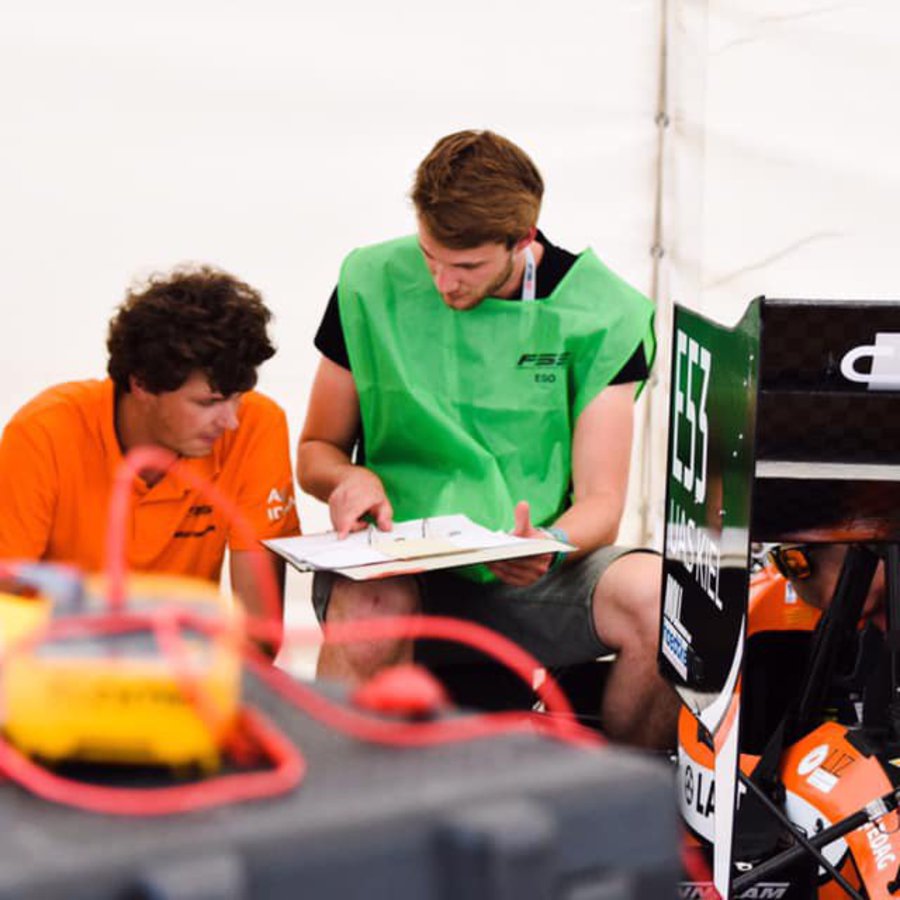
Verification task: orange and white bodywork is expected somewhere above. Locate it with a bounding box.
[678,566,900,897]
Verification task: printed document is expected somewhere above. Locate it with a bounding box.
[263,514,572,581]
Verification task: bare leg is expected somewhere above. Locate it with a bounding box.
[316,575,421,684]
[592,552,678,749]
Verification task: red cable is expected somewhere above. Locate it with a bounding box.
[249,614,577,719]
[241,616,603,749]
[244,649,602,750]
[104,446,282,627]
[0,607,598,815]
[0,707,304,816]
[0,606,603,813]
[0,608,304,814]
[0,452,608,816]
[101,447,282,767]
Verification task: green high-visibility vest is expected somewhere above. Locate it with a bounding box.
[338,235,654,578]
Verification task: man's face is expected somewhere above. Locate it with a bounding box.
[417,222,517,311]
[134,371,242,458]
[790,544,887,630]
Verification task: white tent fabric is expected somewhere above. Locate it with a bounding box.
[1,0,898,577]
[0,0,662,546]
[643,0,900,546]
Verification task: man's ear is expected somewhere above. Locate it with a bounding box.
[514,227,538,252]
[129,374,151,399]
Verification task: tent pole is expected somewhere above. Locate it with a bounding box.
[638,0,671,545]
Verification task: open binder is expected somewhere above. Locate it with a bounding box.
[264,513,573,581]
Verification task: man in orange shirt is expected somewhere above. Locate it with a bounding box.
[0,265,300,623]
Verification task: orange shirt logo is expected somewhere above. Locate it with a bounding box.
[266,488,295,524]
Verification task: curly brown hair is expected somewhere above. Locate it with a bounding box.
[107,265,275,395]
[411,130,544,249]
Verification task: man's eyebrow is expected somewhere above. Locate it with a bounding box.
[418,243,485,267]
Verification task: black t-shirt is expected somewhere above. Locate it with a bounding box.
[314,232,648,382]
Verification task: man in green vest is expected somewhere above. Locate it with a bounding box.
[299,130,676,748]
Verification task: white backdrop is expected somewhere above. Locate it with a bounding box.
[646,0,900,546]
[0,0,663,442]
[3,1,898,612]
[0,1,662,627]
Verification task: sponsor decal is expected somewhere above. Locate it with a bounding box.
[863,822,898,872]
[841,332,900,390]
[666,330,721,610]
[175,503,215,538]
[662,611,690,681]
[797,744,828,776]
[679,749,850,870]
[50,677,186,708]
[678,752,715,841]
[665,572,685,621]
[671,331,711,505]
[806,768,837,793]
[665,503,722,610]
[819,747,854,777]
[267,488,296,523]
[173,524,216,539]
[680,883,789,899]
[796,743,855,794]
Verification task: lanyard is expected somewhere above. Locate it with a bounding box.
[521,244,536,301]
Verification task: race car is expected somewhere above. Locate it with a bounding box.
[678,559,900,899]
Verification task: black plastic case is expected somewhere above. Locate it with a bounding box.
[0,678,679,899]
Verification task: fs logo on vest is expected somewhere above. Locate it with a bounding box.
[517,352,571,384]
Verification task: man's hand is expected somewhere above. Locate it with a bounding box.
[486,500,555,587]
[329,467,394,538]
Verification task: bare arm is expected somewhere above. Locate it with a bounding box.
[554,380,635,556]
[298,356,393,537]
[488,382,636,586]
[230,547,286,640]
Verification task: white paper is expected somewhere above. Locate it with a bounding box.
[263,513,567,573]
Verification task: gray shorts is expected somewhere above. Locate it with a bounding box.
[311,545,652,668]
